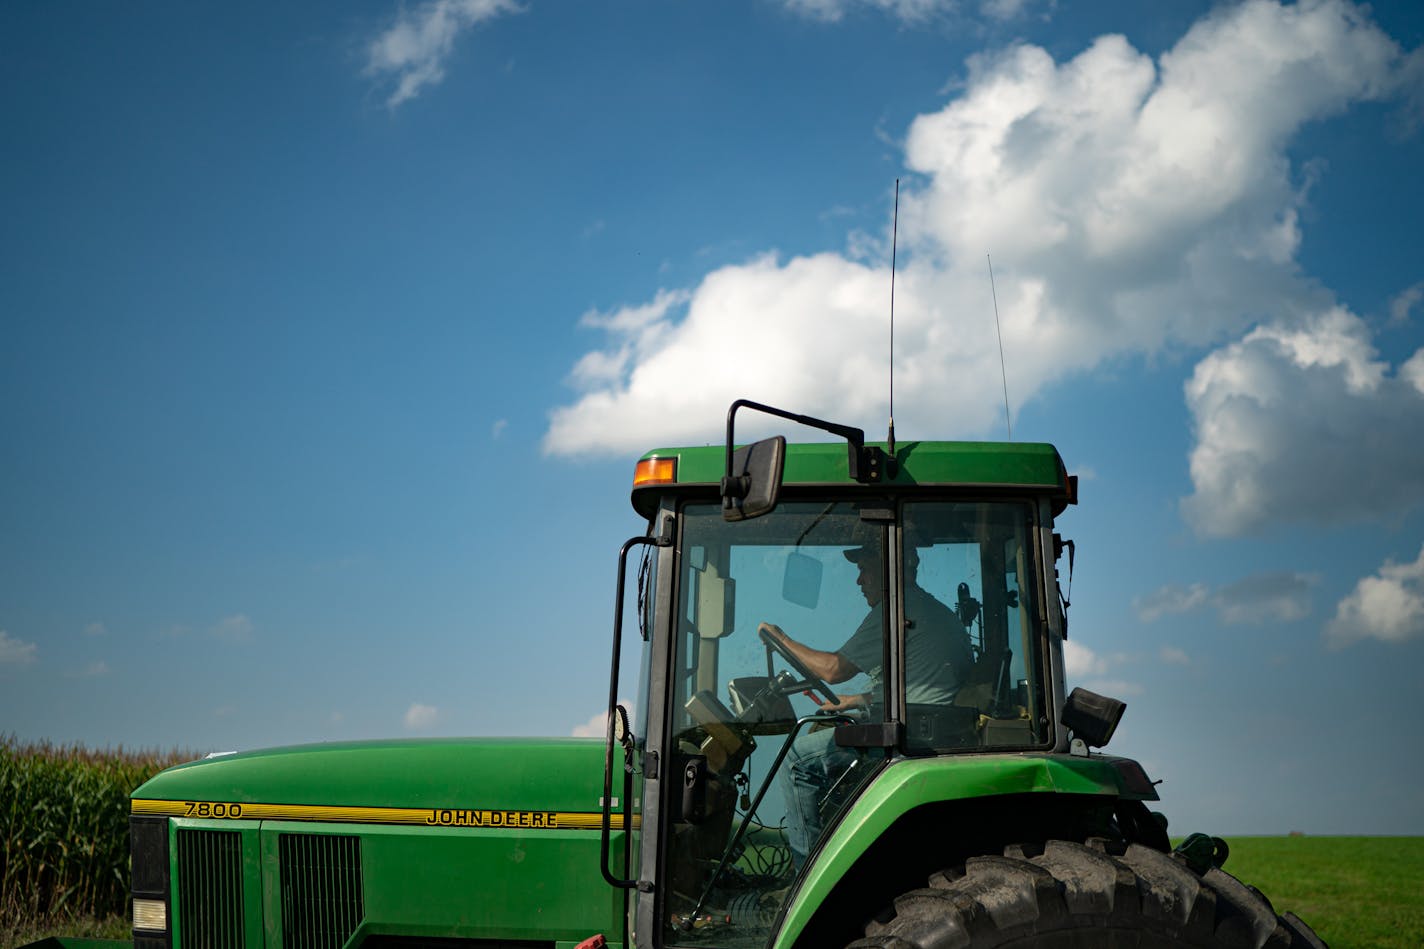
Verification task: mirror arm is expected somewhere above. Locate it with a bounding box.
[724,398,884,484]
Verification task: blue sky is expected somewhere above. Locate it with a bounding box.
[3,0,1422,836]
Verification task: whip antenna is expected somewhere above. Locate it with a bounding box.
[987,252,1012,440]
[888,179,899,456]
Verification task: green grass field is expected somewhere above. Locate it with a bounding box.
[1221,836,1424,949]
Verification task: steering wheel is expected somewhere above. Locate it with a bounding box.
[758,626,840,706]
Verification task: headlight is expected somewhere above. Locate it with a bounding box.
[130,814,170,935]
[133,897,168,931]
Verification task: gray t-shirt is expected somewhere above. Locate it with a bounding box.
[838,583,971,706]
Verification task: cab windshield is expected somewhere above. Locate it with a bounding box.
[660,498,1047,947]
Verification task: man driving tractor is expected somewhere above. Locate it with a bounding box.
[759,544,972,866]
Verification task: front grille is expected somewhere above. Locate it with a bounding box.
[280,833,365,949]
[176,828,245,949]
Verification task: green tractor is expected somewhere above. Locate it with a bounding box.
[92,400,1325,948]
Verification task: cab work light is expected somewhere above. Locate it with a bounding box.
[633,457,676,487]
[1062,687,1125,749]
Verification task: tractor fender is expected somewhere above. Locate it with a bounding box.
[774,752,1157,949]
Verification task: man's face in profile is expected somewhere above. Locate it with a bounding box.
[856,557,884,607]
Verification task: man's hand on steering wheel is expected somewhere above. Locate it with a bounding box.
[757,622,841,706]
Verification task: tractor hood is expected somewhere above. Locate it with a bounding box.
[132,737,618,823]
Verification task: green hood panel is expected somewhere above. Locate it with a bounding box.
[133,737,614,814]
[132,738,633,945]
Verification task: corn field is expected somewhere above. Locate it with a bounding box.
[1,734,192,937]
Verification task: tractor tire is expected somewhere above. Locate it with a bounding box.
[849,839,1327,948]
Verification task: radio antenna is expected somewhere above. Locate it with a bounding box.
[987,252,1012,440]
[887,179,899,456]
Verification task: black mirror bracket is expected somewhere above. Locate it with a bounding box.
[720,473,748,501]
[859,444,895,482]
[722,399,894,511]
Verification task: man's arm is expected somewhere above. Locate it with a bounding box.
[757,622,861,684]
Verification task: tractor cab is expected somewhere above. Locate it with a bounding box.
[599,402,1119,949]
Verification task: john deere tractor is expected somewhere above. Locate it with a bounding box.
[96,399,1323,949]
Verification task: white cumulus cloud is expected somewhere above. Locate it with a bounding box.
[1326,545,1424,648]
[1078,678,1143,697]
[404,703,440,730]
[1066,636,1186,691]
[366,0,523,108]
[0,630,38,665]
[1214,572,1317,625]
[211,614,255,643]
[571,700,637,738]
[1182,308,1424,536]
[1137,574,1318,624]
[781,0,956,24]
[1135,584,1210,622]
[547,255,889,455]
[1390,281,1424,325]
[1064,639,1140,694]
[546,0,1419,458]
[978,0,1045,21]
[1159,645,1191,666]
[1064,638,1110,677]
[781,0,1046,24]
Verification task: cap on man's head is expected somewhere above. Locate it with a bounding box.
[842,546,919,569]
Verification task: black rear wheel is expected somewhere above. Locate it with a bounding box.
[849,839,1326,948]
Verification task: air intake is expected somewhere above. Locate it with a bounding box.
[176,828,244,949]
[280,833,365,949]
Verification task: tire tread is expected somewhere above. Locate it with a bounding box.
[855,840,1329,948]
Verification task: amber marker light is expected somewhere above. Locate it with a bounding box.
[633,456,677,486]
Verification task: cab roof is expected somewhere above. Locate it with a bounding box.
[631,440,1074,518]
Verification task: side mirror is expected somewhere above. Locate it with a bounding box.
[782,552,823,608]
[722,436,785,521]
